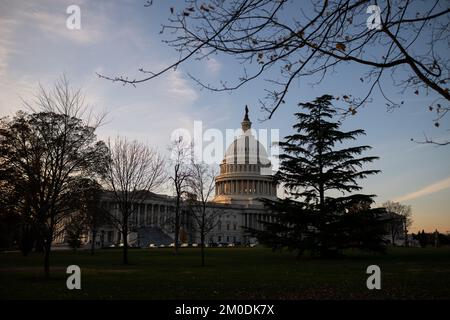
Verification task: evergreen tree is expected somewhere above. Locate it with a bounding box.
[248,95,388,256]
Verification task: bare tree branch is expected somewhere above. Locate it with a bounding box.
[99,0,450,144]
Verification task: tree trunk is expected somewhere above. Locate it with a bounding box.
[44,236,52,279]
[174,197,180,255]
[404,226,408,247]
[122,217,129,265]
[90,228,97,256]
[403,217,408,247]
[201,209,205,267]
[122,230,128,264]
[201,231,205,267]
[43,216,54,279]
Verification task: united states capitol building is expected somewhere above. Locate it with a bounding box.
[71,108,278,248]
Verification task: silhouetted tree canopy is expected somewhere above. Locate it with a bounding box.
[0,77,109,277]
[247,95,388,256]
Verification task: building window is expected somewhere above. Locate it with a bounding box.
[218,236,222,242]
[233,224,237,230]
[227,224,230,231]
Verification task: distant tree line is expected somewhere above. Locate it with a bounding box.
[413,230,450,247]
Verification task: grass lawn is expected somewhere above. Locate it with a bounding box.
[1,246,449,299]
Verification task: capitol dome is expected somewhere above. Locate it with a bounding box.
[213,106,277,206]
[223,130,270,167]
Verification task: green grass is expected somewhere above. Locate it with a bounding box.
[1,247,449,299]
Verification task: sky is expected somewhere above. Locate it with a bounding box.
[0,0,449,233]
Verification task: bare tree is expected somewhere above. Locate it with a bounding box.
[383,200,413,246]
[0,76,108,277]
[104,136,166,264]
[384,210,403,245]
[187,162,218,266]
[168,136,192,254]
[99,0,450,144]
[26,74,107,127]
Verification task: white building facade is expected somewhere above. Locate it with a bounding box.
[62,107,277,248]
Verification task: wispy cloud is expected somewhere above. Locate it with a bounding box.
[0,18,18,77]
[167,70,198,103]
[205,57,222,75]
[0,17,36,114]
[394,176,450,202]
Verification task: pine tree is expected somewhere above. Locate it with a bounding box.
[249,95,388,256]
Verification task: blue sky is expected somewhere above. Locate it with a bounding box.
[0,0,449,232]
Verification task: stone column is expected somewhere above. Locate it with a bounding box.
[150,203,154,226]
[165,205,169,232]
[145,204,148,226]
[156,204,160,226]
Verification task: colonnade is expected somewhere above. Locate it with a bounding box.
[215,179,276,196]
[109,202,180,229]
[244,212,275,230]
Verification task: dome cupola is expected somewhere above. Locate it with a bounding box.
[213,106,277,206]
[241,105,252,132]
